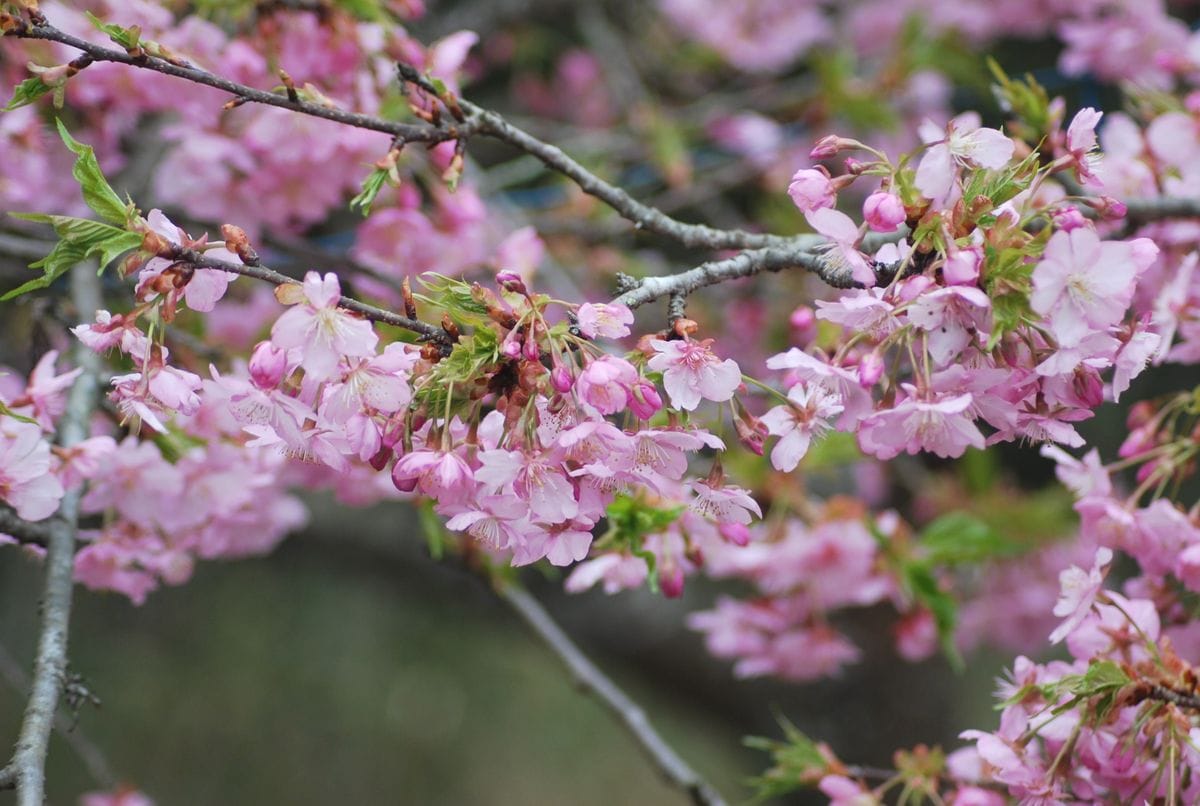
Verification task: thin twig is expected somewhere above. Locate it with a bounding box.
[8,20,467,144]
[1148,684,1200,712]
[4,263,102,805]
[496,584,728,806]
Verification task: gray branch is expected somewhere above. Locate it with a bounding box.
[0,508,52,547]
[615,245,849,309]
[497,584,728,806]
[1,264,102,804]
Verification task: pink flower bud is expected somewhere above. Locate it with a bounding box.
[500,331,522,358]
[719,522,751,546]
[843,157,866,175]
[809,134,842,159]
[1051,206,1087,232]
[1097,196,1127,220]
[658,563,684,598]
[862,192,905,232]
[550,364,574,393]
[942,246,981,286]
[789,305,816,332]
[787,167,835,213]
[522,330,541,361]
[734,415,766,456]
[627,380,663,419]
[495,269,528,295]
[249,341,288,390]
[390,463,419,493]
[857,351,884,388]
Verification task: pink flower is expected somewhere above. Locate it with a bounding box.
[857,390,985,459]
[1065,107,1103,185]
[248,341,289,391]
[818,774,878,806]
[942,245,982,286]
[647,339,741,411]
[0,420,64,521]
[862,191,905,232]
[476,449,578,523]
[494,226,544,283]
[12,350,81,431]
[270,272,378,381]
[391,449,475,505]
[915,116,1015,200]
[1049,547,1113,643]
[576,302,634,339]
[759,384,843,472]
[688,480,762,525]
[319,343,416,423]
[445,495,528,550]
[805,208,875,286]
[787,167,836,213]
[906,285,992,366]
[137,210,240,313]
[576,356,638,415]
[72,311,149,356]
[1030,229,1156,348]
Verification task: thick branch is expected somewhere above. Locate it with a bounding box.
[3,264,102,805]
[1123,195,1200,223]
[614,246,846,309]
[172,247,450,343]
[497,584,727,806]
[1148,684,1200,712]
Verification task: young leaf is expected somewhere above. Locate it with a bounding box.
[350,168,389,217]
[55,119,132,225]
[2,214,141,300]
[85,12,142,50]
[4,77,52,111]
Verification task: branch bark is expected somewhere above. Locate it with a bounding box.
[1,264,102,804]
[496,584,728,806]
[0,508,53,547]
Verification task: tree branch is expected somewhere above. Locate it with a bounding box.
[169,246,451,344]
[614,246,848,309]
[10,16,813,256]
[0,639,117,791]
[496,583,728,806]
[7,19,467,144]
[0,507,53,548]
[2,263,102,804]
[1123,195,1200,223]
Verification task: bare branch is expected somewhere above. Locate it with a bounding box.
[496,584,728,806]
[1123,195,1200,223]
[4,263,103,805]
[615,245,848,309]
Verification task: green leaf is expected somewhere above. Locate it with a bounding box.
[2,214,141,300]
[55,119,132,225]
[350,168,389,216]
[4,77,52,111]
[918,511,1022,566]
[902,561,963,670]
[85,11,142,50]
[744,718,833,801]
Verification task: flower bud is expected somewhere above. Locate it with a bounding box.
[628,380,662,419]
[1095,196,1127,220]
[249,341,288,390]
[220,224,259,265]
[495,269,528,295]
[719,522,751,547]
[863,192,905,232]
[522,329,541,361]
[550,364,574,393]
[942,246,982,286]
[500,331,522,359]
[857,351,884,388]
[787,167,836,213]
[734,414,766,456]
[1051,206,1087,232]
[658,563,684,599]
[809,134,842,159]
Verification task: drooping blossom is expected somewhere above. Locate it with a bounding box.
[1048,547,1113,644]
[0,420,64,521]
[576,355,638,415]
[857,389,985,459]
[576,302,633,339]
[647,339,741,411]
[270,272,378,381]
[759,384,843,472]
